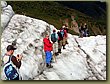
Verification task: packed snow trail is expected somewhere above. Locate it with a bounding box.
[34,35,106,80]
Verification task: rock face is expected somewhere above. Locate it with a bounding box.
[1,1,15,29]
[1,1,106,80]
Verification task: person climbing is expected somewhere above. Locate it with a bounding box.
[63,27,68,47]
[51,29,58,62]
[64,24,69,33]
[79,23,89,37]
[79,23,83,38]
[60,26,65,38]
[51,29,58,43]
[57,30,63,54]
[60,26,67,49]
[43,34,53,68]
[2,45,23,80]
[83,23,89,37]
[64,24,69,44]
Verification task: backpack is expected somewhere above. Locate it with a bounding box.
[60,29,64,37]
[3,56,19,80]
[51,33,57,43]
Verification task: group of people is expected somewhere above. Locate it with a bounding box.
[2,23,89,80]
[2,24,68,80]
[79,23,89,37]
[43,25,68,68]
[43,23,89,69]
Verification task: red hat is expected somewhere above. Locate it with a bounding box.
[53,29,56,32]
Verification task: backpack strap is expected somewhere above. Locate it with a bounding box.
[7,56,12,64]
[3,54,12,65]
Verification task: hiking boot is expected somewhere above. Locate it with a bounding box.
[66,41,68,44]
[55,52,59,56]
[63,46,66,49]
[58,49,61,54]
[63,47,66,49]
[48,64,53,68]
[46,63,49,67]
[57,51,61,54]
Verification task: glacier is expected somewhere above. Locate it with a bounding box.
[1,1,106,80]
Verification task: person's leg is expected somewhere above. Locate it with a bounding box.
[61,40,63,49]
[53,43,55,55]
[58,40,60,53]
[47,51,53,68]
[66,37,68,44]
[54,42,57,54]
[45,51,50,67]
[58,40,62,53]
[81,31,83,37]
[63,38,66,49]
[45,51,53,68]
[52,43,57,62]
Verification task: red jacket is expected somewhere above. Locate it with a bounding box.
[43,38,53,52]
[63,29,68,38]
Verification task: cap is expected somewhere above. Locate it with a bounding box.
[62,25,65,28]
[7,45,16,51]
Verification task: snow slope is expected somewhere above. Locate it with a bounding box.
[1,1,106,80]
[1,14,106,80]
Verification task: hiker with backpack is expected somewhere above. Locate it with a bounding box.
[51,29,58,62]
[57,30,63,54]
[51,29,58,54]
[43,34,53,68]
[64,25,69,45]
[64,24,69,33]
[60,26,67,49]
[2,45,23,80]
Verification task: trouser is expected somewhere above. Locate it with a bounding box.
[79,31,83,37]
[63,37,67,46]
[58,40,63,52]
[80,31,84,37]
[51,43,56,62]
[45,51,52,64]
[53,42,57,55]
[58,40,63,49]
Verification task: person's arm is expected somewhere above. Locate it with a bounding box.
[64,30,68,37]
[11,56,21,69]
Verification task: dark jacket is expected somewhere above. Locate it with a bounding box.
[57,31,63,41]
[11,56,21,69]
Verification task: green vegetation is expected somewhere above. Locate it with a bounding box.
[7,1,106,35]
